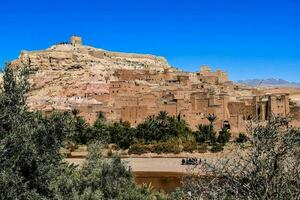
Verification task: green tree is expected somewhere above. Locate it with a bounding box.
[194,114,218,144]
[70,109,91,144]
[195,124,216,144]
[0,65,29,139]
[207,113,217,125]
[217,127,231,144]
[51,142,165,200]
[92,111,110,143]
[0,64,73,199]
[107,121,136,149]
[0,64,163,199]
[136,111,192,143]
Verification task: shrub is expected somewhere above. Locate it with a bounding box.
[210,144,224,153]
[217,128,231,144]
[181,117,300,200]
[197,144,208,153]
[183,141,198,153]
[235,133,249,143]
[107,121,135,149]
[152,141,181,154]
[128,143,151,155]
[128,141,183,155]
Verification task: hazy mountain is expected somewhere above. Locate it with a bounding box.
[237,78,300,87]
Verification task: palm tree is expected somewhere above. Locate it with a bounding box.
[207,113,217,125]
[157,111,168,121]
[71,108,80,117]
[157,111,169,128]
[96,111,106,122]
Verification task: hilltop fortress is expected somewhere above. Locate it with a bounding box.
[10,36,300,134]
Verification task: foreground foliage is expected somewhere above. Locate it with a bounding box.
[179,117,300,200]
[0,64,166,200]
[51,143,166,200]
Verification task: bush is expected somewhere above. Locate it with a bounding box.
[197,144,208,153]
[128,143,151,155]
[107,121,135,149]
[183,141,198,153]
[217,128,231,144]
[235,133,249,143]
[210,144,224,153]
[181,117,300,199]
[128,140,183,155]
[152,141,181,154]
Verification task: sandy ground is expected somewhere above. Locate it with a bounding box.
[66,152,232,173]
[125,158,193,173]
[66,143,244,173]
[66,157,200,173]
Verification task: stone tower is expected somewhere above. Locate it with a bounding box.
[70,36,82,46]
[200,65,211,73]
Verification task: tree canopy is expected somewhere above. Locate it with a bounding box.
[0,64,166,200]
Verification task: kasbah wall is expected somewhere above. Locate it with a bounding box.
[76,66,294,135]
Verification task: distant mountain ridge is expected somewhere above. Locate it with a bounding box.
[237,78,300,87]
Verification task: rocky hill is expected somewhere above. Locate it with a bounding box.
[9,36,175,112]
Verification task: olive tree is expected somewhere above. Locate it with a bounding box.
[51,142,167,200]
[0,64,166,200]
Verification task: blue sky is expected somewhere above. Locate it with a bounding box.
[0,0,300,82]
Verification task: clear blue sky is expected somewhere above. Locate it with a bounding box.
[1,0,300,82]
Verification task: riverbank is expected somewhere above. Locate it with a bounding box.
[66,147,247,193]
[66,149,240,172]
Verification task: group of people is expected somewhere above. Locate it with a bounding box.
[181,157,201,166]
